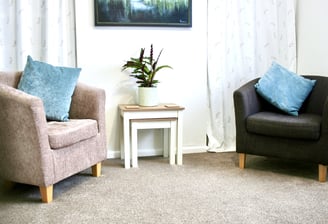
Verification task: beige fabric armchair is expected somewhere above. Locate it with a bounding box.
[0,71,107,202]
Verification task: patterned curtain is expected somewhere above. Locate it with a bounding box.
[207,0,296,152]
[0,0,76,71]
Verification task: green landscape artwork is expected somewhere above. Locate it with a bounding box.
[95,0,192,27]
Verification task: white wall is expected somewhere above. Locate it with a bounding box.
[75,0,328,158]
[296,0,328,75]
[75,1,209,158]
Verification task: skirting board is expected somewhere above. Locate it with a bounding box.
[106,146,209,159]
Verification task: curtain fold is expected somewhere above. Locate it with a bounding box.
[0,0,76,71]
[207,0,296,152]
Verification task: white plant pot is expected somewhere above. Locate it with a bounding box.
[138,87,158,107]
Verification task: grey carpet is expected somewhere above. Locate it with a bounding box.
[0,152,328,224]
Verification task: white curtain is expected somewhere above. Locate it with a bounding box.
[207,0,296,152]
[0,0,76,71]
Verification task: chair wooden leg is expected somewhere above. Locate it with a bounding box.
[39,185,53,203]
[318,164,327,182]
[239,153,246,169]
[92,162,102,177]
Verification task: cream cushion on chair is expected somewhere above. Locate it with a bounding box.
[47,119,98,149]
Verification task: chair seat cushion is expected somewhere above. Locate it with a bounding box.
[246,112,321,140]
[47,119,98,149]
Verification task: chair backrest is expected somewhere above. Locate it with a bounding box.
[0,71,22,88]
[300,75,328,115]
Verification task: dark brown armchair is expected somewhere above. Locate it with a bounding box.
[233,76,328,182]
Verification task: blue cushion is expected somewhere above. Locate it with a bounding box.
[254,62,316,116]
[18,56,81,121]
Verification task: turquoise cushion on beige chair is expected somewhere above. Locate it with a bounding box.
[18,56,81,121]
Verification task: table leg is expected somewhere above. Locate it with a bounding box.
[120,116,124,160]
[177,112,183,165]
[123,117,131,169]
[131,122,138,168]
[163,129,169,158]
[170,120,177,165]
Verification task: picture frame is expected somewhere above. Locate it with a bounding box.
[94,0,192,27]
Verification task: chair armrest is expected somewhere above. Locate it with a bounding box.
[0,84,52,184]
[321,97,328,136]
[0,84,49,147]
[0,71,22,88]
[70,83,106,133]
[233,78,262,121]
[233,78,262,152]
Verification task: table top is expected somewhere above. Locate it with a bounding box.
[119,103,185,112]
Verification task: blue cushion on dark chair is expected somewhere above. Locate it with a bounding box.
[254,62,316,116]
[18,56,81,121]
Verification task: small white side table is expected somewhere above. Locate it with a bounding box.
[119,104,185,169]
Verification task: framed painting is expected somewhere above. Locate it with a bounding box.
[94,0,192,27]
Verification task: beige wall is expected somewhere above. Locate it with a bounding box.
[75,1,209,157]
[74,1,324,157]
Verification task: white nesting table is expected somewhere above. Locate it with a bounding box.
[119,104,184,169]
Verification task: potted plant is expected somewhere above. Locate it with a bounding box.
[122,44,172,106]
